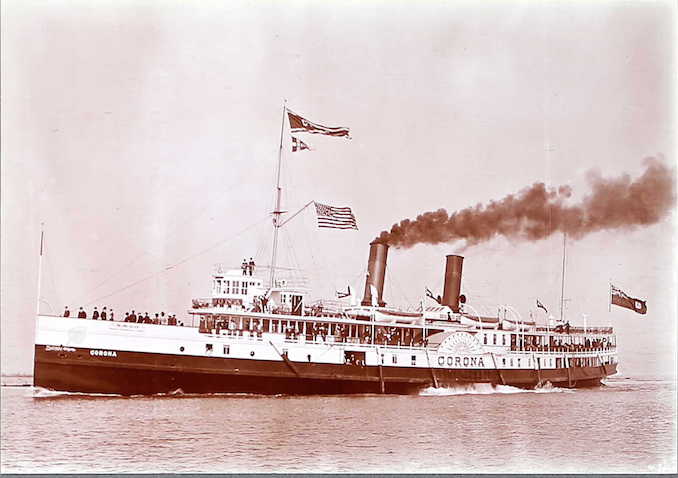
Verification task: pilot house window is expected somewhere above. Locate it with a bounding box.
[232,281,240,294]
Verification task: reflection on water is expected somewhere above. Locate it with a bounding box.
[1,379,675,473]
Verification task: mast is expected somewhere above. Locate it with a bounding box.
[270,100,287,289]
[559,232,567,322]
[36,223,44,316]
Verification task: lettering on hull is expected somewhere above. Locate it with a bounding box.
[437,355,485,368]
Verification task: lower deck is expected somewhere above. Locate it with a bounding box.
[34,344,617,396]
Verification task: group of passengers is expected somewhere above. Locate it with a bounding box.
[62,306,182,326]
[64,306,114,321]
[241,258,256,276]
[123,311,182,326]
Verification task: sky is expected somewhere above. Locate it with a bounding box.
[1,0,675,378]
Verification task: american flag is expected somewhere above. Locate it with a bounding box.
[314,202,358,230]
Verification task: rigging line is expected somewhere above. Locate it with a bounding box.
[76,251,148,305]
[164,215,271,271]
[84,215,270,306]
[79,176,256,303]
[45,252,60,307]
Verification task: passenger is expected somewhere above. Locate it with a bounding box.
[92,307,99,320]
[101,307,107,320]
[242,258,248,276]
[160,312,165,324]
[109,309,114,321]
[144,313,151,324]
[130,310,137,322]
[78,307,86,318]
[153,313,160,325]
[63,306,70,317]
[248,258,255,276]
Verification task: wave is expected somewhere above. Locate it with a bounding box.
[419,381,572,396]
[30,387,123,398]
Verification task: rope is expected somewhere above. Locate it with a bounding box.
[84,215,269,306]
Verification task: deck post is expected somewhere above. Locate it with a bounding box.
[566,355,572,387]
[490,353,505,385]
[269,341,302,378]
[534,353,542,387]
[378,363,385,394]
[424,349,439,388]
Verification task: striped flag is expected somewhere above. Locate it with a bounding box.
[314,202,358,230]
[291,136,311,152]
[536,299,548,314]
[288,109,350,138]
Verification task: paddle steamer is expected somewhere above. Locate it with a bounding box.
[33,105,618,395]
[33,241,617,395]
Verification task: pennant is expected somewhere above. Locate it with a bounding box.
[611,285,647,315]
[291,136,311,152]
[287,109,350,138]
[536,299,548,314]
[336,285,352,299]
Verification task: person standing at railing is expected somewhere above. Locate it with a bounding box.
[101,307,107,320]
[110,309,114,321]
[63,306,70,317]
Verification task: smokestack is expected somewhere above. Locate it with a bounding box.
[361,241,389,307]
[442,255,464,312]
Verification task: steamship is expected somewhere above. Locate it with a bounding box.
[33,106,618,395]
[33,242,618,395]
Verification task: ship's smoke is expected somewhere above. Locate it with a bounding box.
[375,157,675,249]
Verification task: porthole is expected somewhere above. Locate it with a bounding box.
[180,346,185,352]
[250,351,255,357]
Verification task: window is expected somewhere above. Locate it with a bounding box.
[483,334,488,345]
[502,358,506,365]
[492,334,497,345]
[381,354,384,364]
[224,280,230,294]
[242,281,248,295]
[223,345,230,355]
[502,335,506,346]
[216,279,222,292]
[392,355,398,364]
[232,281,240,294]
[205,344,213,353]
[411,355,417,366]
[517,358,521,367]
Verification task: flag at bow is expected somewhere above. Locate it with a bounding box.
[288,109,350,138]
[536,299,548,314]
[291,136,311,152]
[314,202,358,230]
[611,284,647,315]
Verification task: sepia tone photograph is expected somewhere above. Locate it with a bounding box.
[1,0,676,474]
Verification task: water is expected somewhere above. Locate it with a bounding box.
[1,378,675,473]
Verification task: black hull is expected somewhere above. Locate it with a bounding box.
[33,345,616,396]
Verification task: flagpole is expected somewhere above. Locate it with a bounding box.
[270,100,287,289]
[36,222,44,316]
[559,232,567,323]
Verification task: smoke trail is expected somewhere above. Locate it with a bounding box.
[375,157,675,249]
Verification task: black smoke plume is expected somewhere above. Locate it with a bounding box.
[375,157,675,249]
